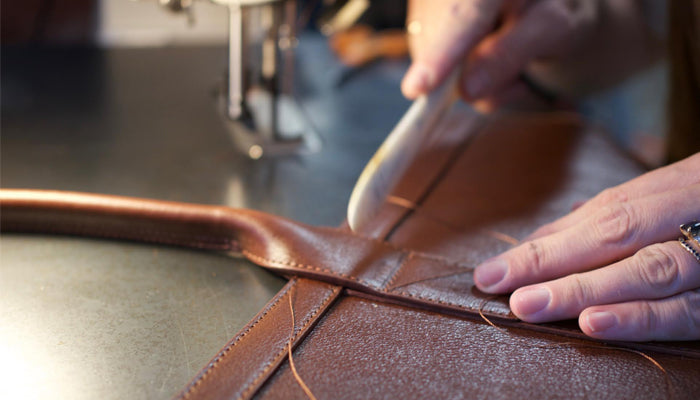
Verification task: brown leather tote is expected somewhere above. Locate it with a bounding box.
[2,112,699,399]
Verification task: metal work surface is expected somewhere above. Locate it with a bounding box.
[1,34,410,399]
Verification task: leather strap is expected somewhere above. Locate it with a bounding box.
[174,278,342,400]
[2,189,699,360]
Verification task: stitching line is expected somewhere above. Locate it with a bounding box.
[385,269,474,292]
[242,250,510,317]
[6,220,507,314]
[5,222,232,250]
[392,289,509,315]
[237,285,340,400]
[9,212,700,359]
[177,280,297,399]
[382,251,412,290]
[243,250,377,288]
[326,225,472,267]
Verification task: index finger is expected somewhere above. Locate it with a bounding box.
[473,184,700,293]
[401,0,504,99]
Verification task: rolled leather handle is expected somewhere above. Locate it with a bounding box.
[0,189,402,290]
[1,189,273,251]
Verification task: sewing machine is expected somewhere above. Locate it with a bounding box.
[161,0,320,159]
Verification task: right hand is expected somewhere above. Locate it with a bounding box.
[401,0,601,111]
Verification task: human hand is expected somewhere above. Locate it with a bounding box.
[401,0,600,111]
[474,153,700,341]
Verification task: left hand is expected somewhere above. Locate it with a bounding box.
[474,153,700,341]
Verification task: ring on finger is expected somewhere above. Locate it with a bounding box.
[679,238,700,264]
[680,221,700,248]
[679,221,700,264]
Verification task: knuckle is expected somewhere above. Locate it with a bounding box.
[521,241,547,276]
[594,187,629,207]
[593,202,637,248]
[638,301,658,334]
[567,273,592,310]
[634,245,682,295]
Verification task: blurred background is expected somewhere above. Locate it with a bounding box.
[1,0,668,165]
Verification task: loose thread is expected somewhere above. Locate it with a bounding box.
[287,286,318,400]
[485,230,520,246]
[477,298,510,335]
[477,298,674,398]
[386,195,418,210]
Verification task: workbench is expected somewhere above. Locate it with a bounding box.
[1,33,410,399]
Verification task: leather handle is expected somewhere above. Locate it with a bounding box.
[3,189,700,358]
[0,189,510,317]
[1,189,266,251]
[0,189,407,286]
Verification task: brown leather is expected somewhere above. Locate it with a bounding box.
[2,112,699,399]
[176,278,342,400]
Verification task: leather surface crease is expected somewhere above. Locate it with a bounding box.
[1,112,699,399]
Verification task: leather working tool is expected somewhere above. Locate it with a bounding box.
[2,112,699,399]
[347,70,558,234]
[347,68,469,232]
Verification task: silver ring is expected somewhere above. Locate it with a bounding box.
[679,237,700,264]
[680,221,700,248]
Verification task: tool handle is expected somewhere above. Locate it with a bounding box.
[347,68,461,232]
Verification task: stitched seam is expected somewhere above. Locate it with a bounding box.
[243,250,378,289]
[177,280,297,399]
[237,285,340,400]
[382,251,412,290]
[5,222,232,250]
[242,250,509,317]
[392,289,511,316]
[15,221,502,316]
[8,221,505,321]
[12,208,700,357]
[4,220,230,245]
[327,225,471,267]
[7,220,470,268]
[385,269,475,292]
[409,252,474,269]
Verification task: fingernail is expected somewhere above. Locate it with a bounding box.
[585,311,617,333]
[512,287,551,317]
[465,66,491,98]
[402,64,434,98]
[474,258,508,290]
